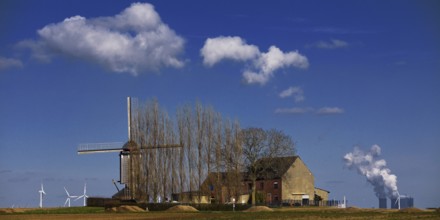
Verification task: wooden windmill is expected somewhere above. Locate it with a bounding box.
[77,97,181,201]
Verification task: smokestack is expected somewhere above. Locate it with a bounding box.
[379,198,387,209]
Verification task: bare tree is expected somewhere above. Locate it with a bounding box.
[214,112,224,203]
[125,98,250,204]
[241,127,295,205]
[195,102,205,202]
[222,119,243,202]
[177,106,188,198]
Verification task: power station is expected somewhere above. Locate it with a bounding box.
[378,195,414,209]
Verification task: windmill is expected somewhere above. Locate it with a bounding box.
[393,191,401,210]
[63,187,78,207]
[38,183,46,208]
[77,97,181,201]
[75,183,88,206]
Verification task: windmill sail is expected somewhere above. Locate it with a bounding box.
[77,142,125,154]
[77,97,182,200]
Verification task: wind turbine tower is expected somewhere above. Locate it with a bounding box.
[75,183,88,206]
[38,183,46,208]
[391,191,401,210]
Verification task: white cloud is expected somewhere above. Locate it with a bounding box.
[0,57,23,70]
[201,36,308,85]
[259,46,309,72]
[200,36,259,66]
[16,40,52,62]
[242,70,270,85]
[313,39,348,49]
[316,107,345,115]
[19,3,185,75]
[279,86,304,103]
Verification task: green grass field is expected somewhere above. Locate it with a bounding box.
[1,206,439,220]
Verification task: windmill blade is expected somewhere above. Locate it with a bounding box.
[41,183,46,195]
[75,195,84,201]
[77,142,124,154]
[64,198,69,207]
[64,187,70,197]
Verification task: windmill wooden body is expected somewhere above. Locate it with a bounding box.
[78,97,181,201]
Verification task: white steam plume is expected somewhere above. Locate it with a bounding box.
[344,145,398,198]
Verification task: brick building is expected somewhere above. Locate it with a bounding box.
[201,156,329,205]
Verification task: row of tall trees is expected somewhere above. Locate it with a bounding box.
[127,99,295,204]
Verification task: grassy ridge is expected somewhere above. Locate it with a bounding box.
[0,207,104,215]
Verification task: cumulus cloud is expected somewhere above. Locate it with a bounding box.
[275,106,344,115]
[0,57,23,70]
[18,3,185,75]
[310,39,349,49]
[279,86,304,103]
[201,36,308,85]
[200,36,259,66]
[316,107,345,115]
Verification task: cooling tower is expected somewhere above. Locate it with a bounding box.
[379,197,387,209]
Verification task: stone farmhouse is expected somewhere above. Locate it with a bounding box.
[201,156,329,205]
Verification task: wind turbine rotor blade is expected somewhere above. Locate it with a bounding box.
[75,195,84,201]
[64,198,69,207]
[64,187,70,196]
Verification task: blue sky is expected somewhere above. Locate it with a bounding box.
[0,0,439,208]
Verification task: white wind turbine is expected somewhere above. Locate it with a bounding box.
[38,183,46,208]
[394,191,401,210]
[75,183,88,206]
[64,187,78,207]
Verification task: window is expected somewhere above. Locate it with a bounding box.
[274,195,279,202]
[273,181,279,189]
[260,182,264,190]
[248,183,252,190]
